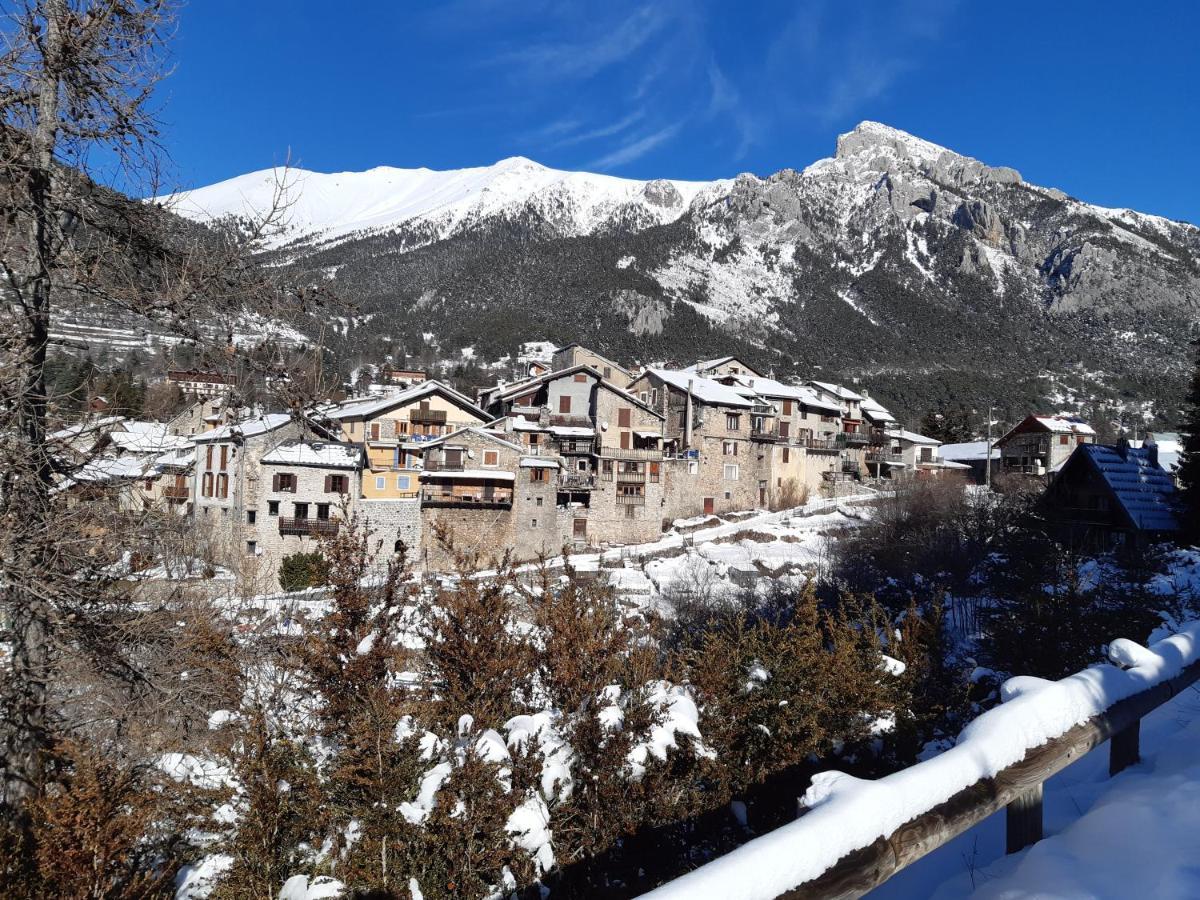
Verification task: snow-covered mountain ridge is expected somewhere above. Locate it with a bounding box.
[162,155,725,250]
[158,122,1200,426]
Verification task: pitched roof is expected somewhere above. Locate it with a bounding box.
[685,356,764,378]
[496,364,663,418]
[884,429,941,446]
[860,396,896,423]
[939,440,999,461]
[998,414,1095,445]
[1069,444,1179,532]
[419,426,526,454]
[721,374,843,412]
[261,440,363,469]
[328,379,487,422]
[643,368,756,408]
[810,381,864,402]
[194,413,293,443]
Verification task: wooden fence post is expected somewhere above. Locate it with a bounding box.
[1110,720,1141,776]
[1005,783,1043,854]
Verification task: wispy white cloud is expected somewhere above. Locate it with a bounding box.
[586,122,683,170]
[549,110,646,149]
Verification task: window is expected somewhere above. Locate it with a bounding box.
[576,459,587,472]
[723,440,738,457]
[782,447,790,463]
[397,475,410,490]
[294,502,309,520]
[724,490,732,500]
[574,373,588,383]
[1060,434,1069,445]
[246,541,256,555]
[618,408,632,428]
[601,460,613,480]
[920,447,933,463]
[326,474,348,494]
[603,367,612,379]
[574,518,587,538]
[217,473,228,498]
[779,421,790,440]
[531,518,538,528]
[376,476,386,490]
[483,450,499,467]
[625,504,636,519]
[687,460,698,475]
[202,472,213,497]
[726,414,739,431]
[273,472,297,493]
[724,463,739,480]
[782,400,793,416]
[649,462,660,483]
[558,395,572,414]
[639,391,648,403]
[247,510,256,525]
[219,445,228,471]
[205,445,213,469]
[620,431,631,450]
[530,467,547,482]
[444,449,463,468]
[651,388,659,406]
[536,496,543,507]
[316,503,330,520]
[268,500,279,516]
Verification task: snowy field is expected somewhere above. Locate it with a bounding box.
[871,683,1200,899]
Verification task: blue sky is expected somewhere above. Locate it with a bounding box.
[157,0,1199,222]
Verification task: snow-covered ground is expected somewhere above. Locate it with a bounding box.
[871,683,1200,899]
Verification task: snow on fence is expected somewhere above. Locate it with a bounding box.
[640,622,1200,900]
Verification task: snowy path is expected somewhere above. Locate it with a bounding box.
[870,683,1200,899]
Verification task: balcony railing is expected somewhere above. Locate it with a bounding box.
[555,439,595,454]
[279,517,340,537]
[751,427,784,442]
[805,437,842,452]
[840,431,871,446]
[615,493,646,506]
[561,473,596,490]
[422,458,465,472]
[420,490,512,509]
[867,449,904,463]
[409,408,447,425]
[597,444,664,460]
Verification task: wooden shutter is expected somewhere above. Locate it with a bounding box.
[206,445,212,468]
[558,395,571,414]
[219,445,228,470]
[620,431,630,450]
[783,400,792,416]
[371,422,380,441]
[324,474,332,493]
[618,408,631,428]
[779,422,790,439]
[272,473,280,491]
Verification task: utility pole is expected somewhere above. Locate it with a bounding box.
[985,404,994,491]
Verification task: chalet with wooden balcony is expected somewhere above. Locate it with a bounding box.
[996,415,1096,478]
[1042,440,1179,550]
[327,380,489,501]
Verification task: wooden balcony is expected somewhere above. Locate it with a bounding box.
[555,439,595,454]
[408,408,447,425]
[751,426,784,442]
[420,489,512,510]
[597,444,663,460]
[561,473,596,490]
[162,485,190,500]
[278,517,339,537]
[805,437,842,452]
[422,458,464,472]
[840,431,871,446]
[615,494,646,506]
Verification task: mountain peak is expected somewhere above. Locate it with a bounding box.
[833,120,1022,187]
[836,121,956,165]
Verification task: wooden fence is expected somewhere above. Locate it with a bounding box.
[641,627,1200,900]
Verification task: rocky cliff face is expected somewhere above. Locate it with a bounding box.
[95,122,1200,426]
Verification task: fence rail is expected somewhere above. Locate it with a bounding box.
[642,623,1200,900]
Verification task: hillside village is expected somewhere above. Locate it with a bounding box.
[50,342,1184,590]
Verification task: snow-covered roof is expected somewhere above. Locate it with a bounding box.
[329,379,485,421]
[646,368,755,408]
[495,364,663,417]
[70,454,155,484]
[809,381,864,402]
[684,355,763,377]
[507,415,547,432]
[110,423,191,454]
[194,413,293,442]
[418,469,516,481]
[548,425,594,437]
[719,374,843,413]
[261,440,362,469]
[1033,415,1096,435]
[1073,444,1179,532]
[519,458,560,468]
[155,446,195,469]
[49,415,125,442]
[938,440,999,461]
[860,396,896,423]
[635,430,662,440]
[884,429,941,446]
[420,426,526,454]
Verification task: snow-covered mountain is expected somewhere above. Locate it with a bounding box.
[162,157,724,250]
[152,122,1200,425]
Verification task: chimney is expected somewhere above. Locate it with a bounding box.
[1116,432,1130,460]
[1144,433,1159,467]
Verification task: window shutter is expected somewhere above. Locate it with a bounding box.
[619,408,631,428]
[206,445,212,468]
[220,445,228,470]
[559,395,571,414]
[620,431,630,450]
[272,473,280,491]
[371,423,380,441]
[324,474,332,493]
